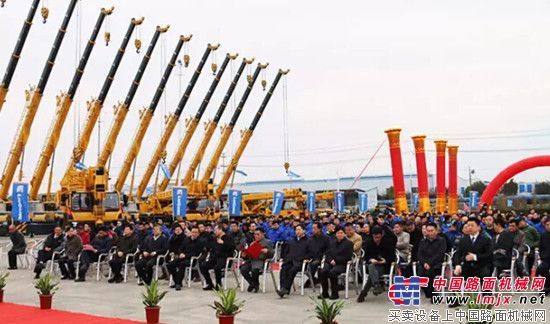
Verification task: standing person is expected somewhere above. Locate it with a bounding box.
[536,217,550,295]
[7,225,26,270]
[318,226,353,300]
[276,225,309,298]
[75,227,113,282]
[135,225,168,285]
[33,227,64,278]
[240,228,274,293]
[199,225,236,290]
[58,226,83,280]
[415,223,446,299]
[108,225,138,283]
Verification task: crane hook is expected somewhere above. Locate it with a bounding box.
[41,6,49,24]
[183,54,190,68]
[247,74,253,84]
[211,63,218,75]
[104,32,111,46]
[135,38,142,53]
[284,162,290,173]
[261,79,267,91]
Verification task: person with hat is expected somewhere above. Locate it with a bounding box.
[75,226,113,282]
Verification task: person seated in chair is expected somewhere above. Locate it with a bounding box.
[416,222,446,299]
[165,224,186,290]
[199,225,236,290]
[7,225,26,270]
[168,226,205,290]
[58,226,83,280]
[345,223,363,256]
[318,226,353,300]
[536,217,550,295]
[135,225,168,285]
[108,225,138,283]
[276,225,309,298]
[240,228,274,293]
[307,222,330,286]
[492,218,514,277]
[33,226,64,278]
[75,227,113,282]
[357,224,397,302]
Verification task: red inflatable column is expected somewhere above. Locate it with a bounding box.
[447,145,459,215]
[412,135,431,213]
[434,140,447,213]
[385,128,408,214]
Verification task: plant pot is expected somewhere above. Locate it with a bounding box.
[39,294,52,310]
[0,289,4,303]
[218,314,235,324]
[145,306,160,324]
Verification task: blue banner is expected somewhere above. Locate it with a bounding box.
[412,193,419,211]
[358,192,368,213]
[334,191,345,213]
[469,191,479,209]
[12,183,29,222]
[306,191,316,213]
[272,191,284,216]
[172,186,187,218]
[228,189,242,217]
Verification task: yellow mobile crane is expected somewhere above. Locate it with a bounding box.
[114,34,192,193]
[0,0,79,203]
[29,7,113,212]
[0,0,44,113]
[133,44,226,200]
[141,62,268,217]
[62,24,168,223]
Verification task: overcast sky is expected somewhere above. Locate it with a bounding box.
[1,0,550,193]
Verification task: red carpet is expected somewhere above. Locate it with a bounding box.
[0,302,142,323]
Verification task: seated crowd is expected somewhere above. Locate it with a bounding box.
[5,205,550,302]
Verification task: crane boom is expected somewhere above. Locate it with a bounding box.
[0,0,79,201]
[0,0,41,113]
[131,44,219,199]
[140,52,235,196]
[96,25,169,168]
[213,69,289,199]
[29,7,113,200]
[199,62,268,185]
[178,57,252,187]
[114,34,191,192]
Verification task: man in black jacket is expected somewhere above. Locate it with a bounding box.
[492,218,515,276]
[318,226,353,300]
[308,222,330,285]
[357,224,397,302]
[8,225,26,270]
[165,224,187,290]
[58,226,83,280]
[199,224,236,290]
[136,225,168,285]
[277,225,309,298]
[108,225,138,283]
[405,220,423,262]
[75,227,113,282]
[416,223,447,299]
[536,217,550,295]
[453,217,493,279]
[34,226,65,278]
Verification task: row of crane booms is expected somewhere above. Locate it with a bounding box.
[0,1,289,225]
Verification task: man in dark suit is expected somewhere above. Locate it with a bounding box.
[318,226,353,300]
[492,218,515,276]
[199,224,236,290]
[536,217,550,295]
[34,227,65,278]
[416,222,447,299]
[135,225,168,285]
[453,217,493,279]
[277,225,309,298]
[7,225,26,270]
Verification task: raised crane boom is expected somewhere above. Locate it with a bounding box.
[213,69,289,199]
[96,25,170,168]
[178,57,253,188]
[0,0,79,201]
[131,44,219,199]
[139,52,236,196]
[199,62,268,186]
[114,34,191,192]
[60,17,144,191]
[29,7,114,200]
[0,0,41,113]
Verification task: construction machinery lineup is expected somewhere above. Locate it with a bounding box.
[0,1,299,230]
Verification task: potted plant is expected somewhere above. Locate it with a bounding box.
[211,288,245,324]
[34,273,59,310]
[311,296,345,324]
[142,280,167,324]
[0,272,8,303]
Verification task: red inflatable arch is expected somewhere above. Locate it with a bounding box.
[479,155,550,206]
